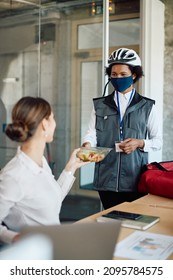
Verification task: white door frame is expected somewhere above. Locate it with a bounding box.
[140,0,164,162]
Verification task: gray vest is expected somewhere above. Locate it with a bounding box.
[93,91,155,192]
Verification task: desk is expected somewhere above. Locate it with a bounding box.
[134,194,173,209]
[79,195,173,260]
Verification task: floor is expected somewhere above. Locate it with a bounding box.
[60,195,101,222]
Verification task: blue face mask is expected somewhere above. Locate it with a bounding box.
[110,75,133,92]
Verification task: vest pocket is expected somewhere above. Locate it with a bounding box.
[95,113,118,131]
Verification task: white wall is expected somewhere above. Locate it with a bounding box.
[140,0,164,162]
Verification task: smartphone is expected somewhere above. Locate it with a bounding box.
[102,210,142,221]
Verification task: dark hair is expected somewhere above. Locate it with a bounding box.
[105,64,144,83]
[5,96,51,143]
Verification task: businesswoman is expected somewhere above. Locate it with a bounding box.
[0,96,89,244]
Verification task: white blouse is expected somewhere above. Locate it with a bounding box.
[0,148,75,244]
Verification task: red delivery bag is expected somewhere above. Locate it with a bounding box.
[138,161,173,199]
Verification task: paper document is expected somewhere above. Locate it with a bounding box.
[114,231,173,260]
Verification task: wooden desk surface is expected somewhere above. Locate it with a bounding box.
[79,198,173,260]
[134,194,173,209]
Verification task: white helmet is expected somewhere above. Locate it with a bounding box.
[108,48,141,67]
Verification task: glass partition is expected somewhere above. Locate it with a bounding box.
[0,0,140,198]
[78,18,140,49]
[0,1,40,167]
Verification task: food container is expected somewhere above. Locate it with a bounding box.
[77,147,112,162]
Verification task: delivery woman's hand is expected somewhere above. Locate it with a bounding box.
[119,138,144,154]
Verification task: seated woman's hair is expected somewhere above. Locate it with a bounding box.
[5,96,51,142]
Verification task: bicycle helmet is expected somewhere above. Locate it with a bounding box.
[108,48,141,67]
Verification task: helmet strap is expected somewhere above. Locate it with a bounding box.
[102,78,111,97]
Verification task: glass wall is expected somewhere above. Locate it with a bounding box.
[0,0,140,197]
[0,1,41,167]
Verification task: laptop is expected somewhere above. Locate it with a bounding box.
[0,234,53,260]
[20,221,121,260]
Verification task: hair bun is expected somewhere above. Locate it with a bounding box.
[13,120,27,130]
[5,121,29,142]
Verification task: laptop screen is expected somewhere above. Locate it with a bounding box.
[20,221,121,260]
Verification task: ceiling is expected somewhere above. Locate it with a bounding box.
[0,0,91,10]
[0,1,79,17]
[0,0,107,26]
[0,0,140,19]
[0,1,50,10]
[0,1,48,16]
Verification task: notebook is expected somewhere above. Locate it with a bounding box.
[96,210,160,230]
[20,221,121,260]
